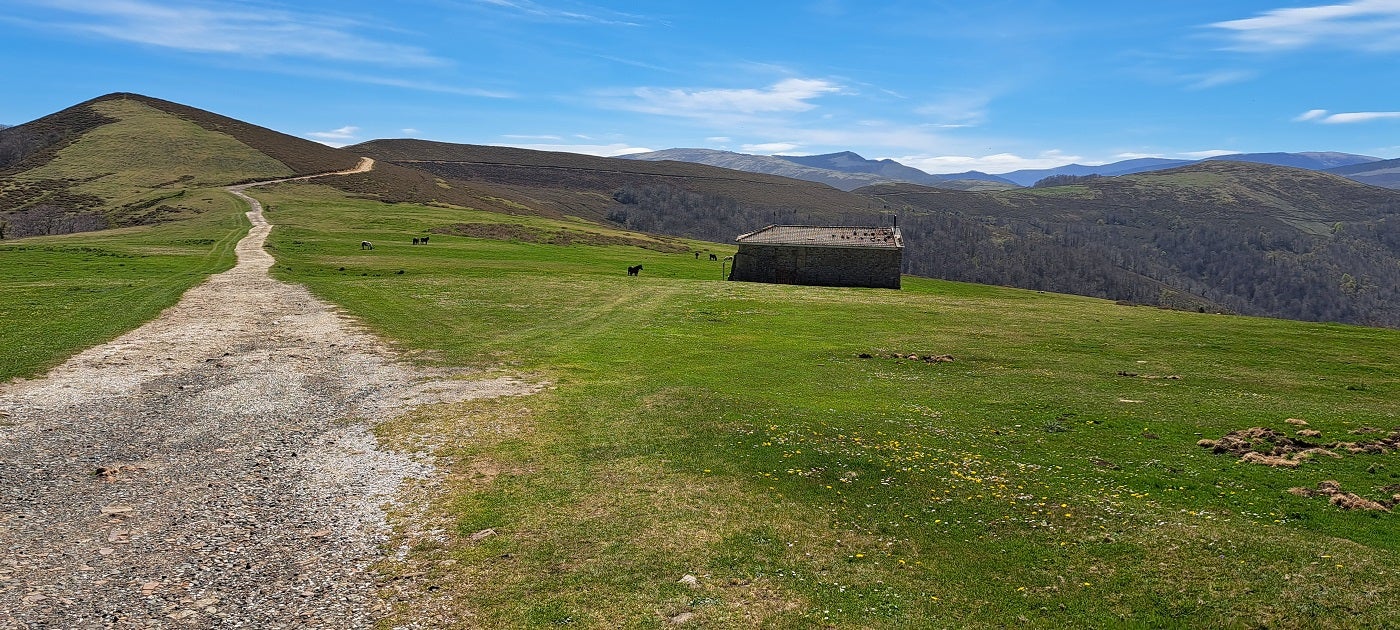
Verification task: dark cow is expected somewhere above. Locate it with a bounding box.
[412,237,420,245]
[361,241,374,250]
[709,253,718,261]
[627,264,643,276]
[421,235,429,244]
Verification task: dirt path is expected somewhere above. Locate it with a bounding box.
[0,160,537,628]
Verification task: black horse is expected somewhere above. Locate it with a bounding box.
[627,264,643,276]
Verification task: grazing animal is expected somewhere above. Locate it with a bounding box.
[695,251,700,259]
[709,253,718,261]
[421,235,429,244]
[412,237,420,245]
[627,264,643,276]
[361,241,373,250]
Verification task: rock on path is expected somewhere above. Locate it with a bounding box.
[0,164,536,628]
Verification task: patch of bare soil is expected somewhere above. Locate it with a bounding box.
[0,160,540,628]
[858,352,955,363]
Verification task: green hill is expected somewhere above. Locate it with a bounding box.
[247,183,1399,627]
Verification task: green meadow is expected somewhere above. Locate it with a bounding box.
[254,185,1399,628]
[6,181,1398,627]
[0,192,247,380]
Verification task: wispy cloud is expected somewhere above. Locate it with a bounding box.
[297,68,514,98]
[1182,69,1255,90]
[1210,0,1400,52]
[501,134,563,140]
[20,0,445,66]
[1295,108,1400,123]
[742,142,803,154]
[914,92,991,127]
[618,78,844,119]
[471,0,646,26]
[492,141,652,156]
[307,125,360,147]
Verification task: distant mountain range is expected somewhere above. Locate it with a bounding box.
[623,149,1018,192]
[628,147,1392,191]
[1326,157,1400,189]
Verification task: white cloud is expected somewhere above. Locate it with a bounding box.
[1179,149,1238,159]
[502,134,563,140]
[741,142,802,154]
[493,142,653,157]
[401,128,420,135]
[623,78,843,118]
[1293,108,1400,123]
[307,125,360,147]
[706,136,733,143]
[1211,0,1400,52]
[889,150,1086,174]
[1114,152,1167,160]
[1322,111,1400,123]
[25,0,446,66]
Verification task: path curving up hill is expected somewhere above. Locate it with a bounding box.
[0,158,537,627]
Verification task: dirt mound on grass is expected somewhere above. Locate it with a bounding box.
[1199,426,1400,467]
[1197,427,1331,467]
[1289,480,1399,511]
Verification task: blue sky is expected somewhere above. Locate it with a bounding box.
[3,0,1399,174]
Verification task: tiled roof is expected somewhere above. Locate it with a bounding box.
[735,225,902,248]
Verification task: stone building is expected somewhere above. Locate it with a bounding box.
[729,225,903,289]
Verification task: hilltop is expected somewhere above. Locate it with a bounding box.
[0,92,359,237]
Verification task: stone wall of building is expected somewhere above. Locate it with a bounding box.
[729,243,901,289]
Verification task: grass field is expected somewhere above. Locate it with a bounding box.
[0,192,247,380]
[250,184,1399,628]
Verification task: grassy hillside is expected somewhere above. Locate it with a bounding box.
[0,194,248,380]
[346,139,882,223]
[251,183,1400,628]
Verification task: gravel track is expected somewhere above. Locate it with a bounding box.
[0,160,537,628]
